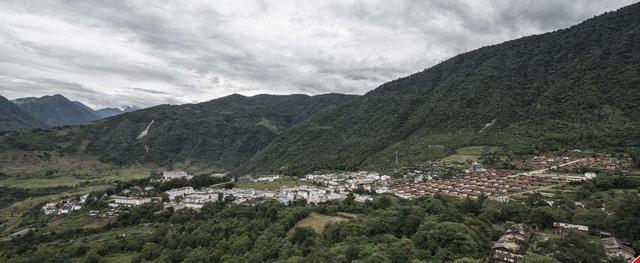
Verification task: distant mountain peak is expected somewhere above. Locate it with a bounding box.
[10,94,99,127]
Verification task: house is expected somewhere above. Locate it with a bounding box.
[162,170,193,182]
[553,222,589,235]
[493,225,526,263]
[601,237,636,261]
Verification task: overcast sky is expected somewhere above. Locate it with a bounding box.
[0,0,636,109]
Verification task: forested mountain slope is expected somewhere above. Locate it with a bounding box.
[246,3,640,174]
[0,95,48,132]
[0,93,356,169]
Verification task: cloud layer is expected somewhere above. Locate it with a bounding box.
[0,0,635,109]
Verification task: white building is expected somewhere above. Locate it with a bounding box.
[111,196,152,207]
[166,187,195,200]
[42,203,57,215]
[584,172,597,179]
[162,170,193,181]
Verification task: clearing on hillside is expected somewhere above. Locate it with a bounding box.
[288,212,354,235]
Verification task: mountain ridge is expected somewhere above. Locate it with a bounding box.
[11,94,101,127]
[0,95,48,132]
[0,93,358,170]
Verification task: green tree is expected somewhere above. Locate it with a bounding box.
[528,207,556,230]
[80,250,103,263]
[422,222,479,261]
[520,252,561,263]
[538,232,606,263]
[452,258,482,263]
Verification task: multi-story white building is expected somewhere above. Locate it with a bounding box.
[166,187,195,200]
[111,196,153,207]
[162,170,193,182]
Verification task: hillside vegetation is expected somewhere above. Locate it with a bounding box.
[0,93,356,170]
[246,3,640,174]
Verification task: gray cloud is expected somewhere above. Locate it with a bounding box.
[0,0,636,109]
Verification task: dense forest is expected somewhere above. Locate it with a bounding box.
[1,175,639,263]
[245,3,640,174]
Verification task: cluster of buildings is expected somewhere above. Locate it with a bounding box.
[42,194,88,215]
[492,223,637,262]
[163,184,374,211]
[556,156,633,173]
[511,155,578,170]
[512,154,632,172]
[393,168,570,200]
[401,162,466,182]
[301,171,392,193]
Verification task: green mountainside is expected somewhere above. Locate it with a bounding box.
[0,95,48,132]
[245,3,640,174]
[0,93,356,169]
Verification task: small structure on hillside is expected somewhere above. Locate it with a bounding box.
[553,222,589,235]
[493,225,526,263]
[601,237,636,261]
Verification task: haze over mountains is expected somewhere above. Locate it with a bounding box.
[0,94,136,132]
[1,3,640,175]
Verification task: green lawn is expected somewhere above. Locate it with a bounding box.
[0,173,149,189]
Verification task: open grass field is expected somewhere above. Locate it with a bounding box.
[441,145,501,163]
[0,150,154,189]
[47,212,114,232]
[235,178,308,190]
[0,172,149,189]
[288,212,354,235]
